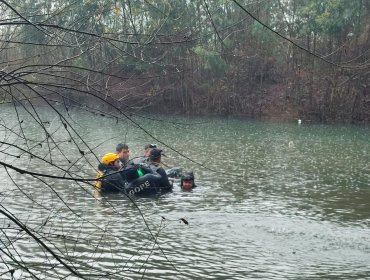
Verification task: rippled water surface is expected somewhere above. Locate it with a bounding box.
[1,106,370,279]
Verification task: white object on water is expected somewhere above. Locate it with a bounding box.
[298,119,302,125]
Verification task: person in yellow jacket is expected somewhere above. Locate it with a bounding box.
[95,153,126,192]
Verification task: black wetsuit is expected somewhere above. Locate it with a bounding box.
[125,172,163,196]
[121,164,162,196]
[119,158,128,168]
[149,164,173,193]
[98,163,126,192]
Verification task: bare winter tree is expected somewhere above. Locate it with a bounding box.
[0,1,194,278]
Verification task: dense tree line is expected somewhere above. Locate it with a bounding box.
[1,0,370,122]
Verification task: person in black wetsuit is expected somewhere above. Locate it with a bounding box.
[148,148,172,193]
[180,172,197,191]
[95,153,126,193]
[132,143,157,164]
[144,143,157,158]
[116,143,130,168]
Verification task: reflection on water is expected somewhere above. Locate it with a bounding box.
[0,106,370,279]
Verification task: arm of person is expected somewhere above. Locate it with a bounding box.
[157,167,172,189]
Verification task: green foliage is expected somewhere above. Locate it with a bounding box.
[193,46,227,75]
[1,0,370,122]
[251,21,277,46]
[298,0,362,35]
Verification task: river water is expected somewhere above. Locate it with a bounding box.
[0,105,370,279]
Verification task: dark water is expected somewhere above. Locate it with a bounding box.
[0,105,370,279]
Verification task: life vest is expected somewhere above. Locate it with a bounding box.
[95,170,104,189]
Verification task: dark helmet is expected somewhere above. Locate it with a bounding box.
[181,172,194,181]
[149,148,165,161]
[144,143,157,150]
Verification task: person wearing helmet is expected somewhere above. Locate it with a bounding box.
[95,153,125,193]
[144,143,157,158]
[116,143,130,167]
[148,148,172,193]
[180,172,197,191]
[141,143,157,163]
[132,143,157,164]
